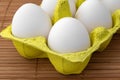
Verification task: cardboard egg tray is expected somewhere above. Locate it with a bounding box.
[0,9,120,74]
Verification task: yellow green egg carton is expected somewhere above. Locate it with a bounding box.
[0,0,120,75]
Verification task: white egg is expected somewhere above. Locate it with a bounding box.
[101,0,120,13]
[48,17,90,53]
[12,3,52,38]
[75,0,112,33]
[40,0,76,18]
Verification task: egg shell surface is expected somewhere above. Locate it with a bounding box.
[48,17,90,53]
[75,0,112,33]
[101,0,120,13]
[12,3,52,38]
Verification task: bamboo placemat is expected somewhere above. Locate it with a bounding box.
[0,0,120,80]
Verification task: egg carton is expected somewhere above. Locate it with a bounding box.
[0,9,120,74]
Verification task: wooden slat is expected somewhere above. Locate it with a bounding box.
[0,0,40,79]
[0,0,120,79]
[83,78,120,80]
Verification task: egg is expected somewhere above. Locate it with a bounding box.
[75,0,112,33]
[40,0,76,18]
[101,0,120,13]
[48,17,90,53]
[12,3,52,38]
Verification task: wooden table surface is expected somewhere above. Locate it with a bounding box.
[0,0,120,80]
